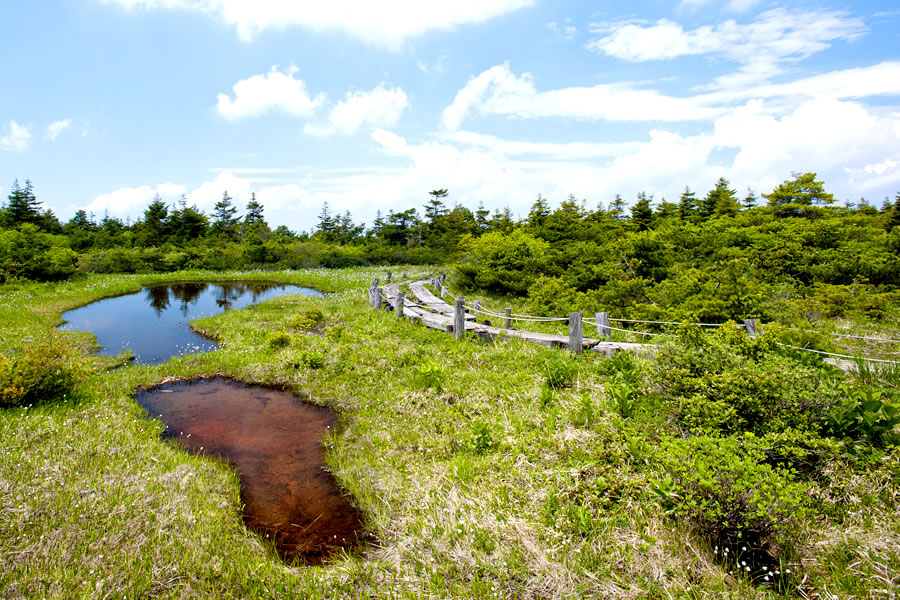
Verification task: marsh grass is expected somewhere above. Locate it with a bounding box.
[1,268,898,598]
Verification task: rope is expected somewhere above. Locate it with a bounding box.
[783,327,900,344]
[607,325,672,338]
[463,303,568,322]
[608,317,722,327]
[775,343,900,365]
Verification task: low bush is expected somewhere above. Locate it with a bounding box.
[653,435,811,551]
[0,340,88,408]
[290,307,326,330]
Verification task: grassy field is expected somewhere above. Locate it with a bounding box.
[1,269,897,599]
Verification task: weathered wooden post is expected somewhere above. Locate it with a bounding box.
[440,285,448,299]
[569,312,583,355]
[386,271,392,283]
[473,300,481,322]
[402,272,407,280]
[432,276,439,290]
[374,287,383,310]
[504,307,512,329]
[454,296,465,340]
[596,312,610,340]
[396,292,405,319]
[744,318,760,337]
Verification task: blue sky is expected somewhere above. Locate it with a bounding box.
[2,0,899,232]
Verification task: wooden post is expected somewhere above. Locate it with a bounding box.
[596,312,610,340]
[396,292,405,319]
[504,307,512,329]
[440,285,448,299]
[454,296,465,340]
[473,300,481,322]
[402,272,407,280]
[744,318,759,337]
[432,276,439,290]
[374,287,382,310]
[386,271,392,283]
[569,312,583,355]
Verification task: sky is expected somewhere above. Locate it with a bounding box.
[2,0,899,233]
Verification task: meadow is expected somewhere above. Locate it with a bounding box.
[1,268,897,599]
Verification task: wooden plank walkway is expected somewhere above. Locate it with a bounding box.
[381,280,653,354]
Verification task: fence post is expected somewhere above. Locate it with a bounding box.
[569,312,583,355]
[402,272,407,280]
[386,271,392,283]
[432,276,439,290]
[504,307,512,329]
[596,312,610,340]
[374,287,382,310]
[396,292,405,319]
[454,296,465,340]
[473,300,481,322]
[744,318,760,337]
[440,285,448,299]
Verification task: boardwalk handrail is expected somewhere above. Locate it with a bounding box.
[371,276,900,365]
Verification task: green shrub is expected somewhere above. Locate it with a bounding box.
[267,331,291,350]
[292,350,325,370]
[652,324,832,435]
[826,385,900,446]
[290,307,326,330]
[541,352,578,389]
[653,435,811,548]
[416,360,444,393]
[467,422,496,454]
[0,341,87,408]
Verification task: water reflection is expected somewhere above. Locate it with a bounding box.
[60,281,322,364]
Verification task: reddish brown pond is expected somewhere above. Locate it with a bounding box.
[135,378,364,564]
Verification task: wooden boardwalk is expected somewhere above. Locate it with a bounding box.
[378,280,652,355]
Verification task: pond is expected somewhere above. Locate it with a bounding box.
[135,378,365,564]
[59,281,321,364]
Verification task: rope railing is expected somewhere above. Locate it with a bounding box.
[775,343,900,365]
[369,276,900,365]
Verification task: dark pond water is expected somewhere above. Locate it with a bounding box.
[60,282,322,364]
[135,378,365,564]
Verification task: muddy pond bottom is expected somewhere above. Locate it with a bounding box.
[136,378,364,564]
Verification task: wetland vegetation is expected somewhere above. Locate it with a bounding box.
[1,174,899,598]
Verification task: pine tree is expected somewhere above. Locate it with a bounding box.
[764,172,835,206]
[743,188,758,210]
[475,201,491,233]
[677,186,697,221]
[888,193,900,231]
[630,191,654,231]
[139,194,170,246]
[608,194,626,220]
[701,177,737,218]
[5,179,42,225]
[212,191,240,240]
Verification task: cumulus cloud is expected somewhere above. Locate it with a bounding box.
[99,0,534,48]
[85,183,187,220]
[216,66,326,120]
[588,9,865,88]
[46,119,72,141]
[0,121,32,152]
[305,85,409,137]
[440,62,723,130]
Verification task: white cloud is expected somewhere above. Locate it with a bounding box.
[588,9,866,88]
[305,85,409,137]
[216,66,326,120]
[85,183,187,220]
[0,121,32,152]
[440,63,723,130]
[99,0,534,48]
[547,20,576,41]
[46,119,72,141]
[679,0,761,12]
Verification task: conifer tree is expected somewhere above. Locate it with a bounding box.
[677,187,697,221]
[630,191,654,231]
[212,191,240,240]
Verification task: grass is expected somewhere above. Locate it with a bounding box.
[1,268,898,598]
